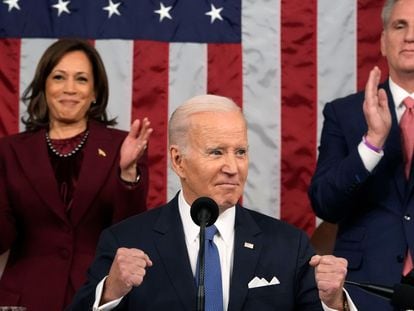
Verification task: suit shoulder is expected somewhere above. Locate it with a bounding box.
[104,126,128,137]
[90,122,127,137]
[107,204,165,235]
[324,79,389,112]
[0,131,37,149]
[244,208,309,240]
[324,90,365,112]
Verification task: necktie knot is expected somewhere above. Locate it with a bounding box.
[205,225,218,241]
[404,97,414,110]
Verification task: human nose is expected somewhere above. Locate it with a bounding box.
[405,25,414,42]
[222,154,238,174]
[63,78,77,94]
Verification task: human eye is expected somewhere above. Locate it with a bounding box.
[51,74,64,81]
[208,148,223,156]
[236,148,247,157]
[77,76,89,83]
[392,20,406,29]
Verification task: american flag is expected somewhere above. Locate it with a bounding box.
[0,0,388,235]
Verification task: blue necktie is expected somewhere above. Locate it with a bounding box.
[196,225,224,311]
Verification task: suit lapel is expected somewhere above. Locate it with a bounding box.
[228,206,262,311]
[12,129,67,222]
[153,197,197,311]
[381,81,406,201]
[70,122,123,226]
[388,119,406,202]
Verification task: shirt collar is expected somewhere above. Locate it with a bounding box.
[178,190,235,246]
[389,77,414,108]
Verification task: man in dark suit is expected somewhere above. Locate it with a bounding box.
[308,0,414,310]
[69,94,354,311]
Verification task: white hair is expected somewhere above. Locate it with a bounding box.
[168,94,243,152]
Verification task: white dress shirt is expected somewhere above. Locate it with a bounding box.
[178,191,235,311]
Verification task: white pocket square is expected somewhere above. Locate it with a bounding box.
[248,276,280,289]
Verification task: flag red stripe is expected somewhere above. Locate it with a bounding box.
[0,39,21,136]
[207,43,243,108]
[281,0,317,235]
[357,0,388,90]
[132,41,169,209]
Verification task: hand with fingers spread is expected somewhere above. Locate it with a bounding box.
[310,255,348,310]
[101,247,153,305]
[119,118,153,182]
[363,66,392,149]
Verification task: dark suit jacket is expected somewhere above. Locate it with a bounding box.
[309,80,412,310]
[69,194,323,311]
[0,121,148,311]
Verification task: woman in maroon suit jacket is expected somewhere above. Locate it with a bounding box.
[0,39,152,310]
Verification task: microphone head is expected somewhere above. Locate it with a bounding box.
[190,197,219,227]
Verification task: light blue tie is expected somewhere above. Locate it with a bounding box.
[197,225,224,311]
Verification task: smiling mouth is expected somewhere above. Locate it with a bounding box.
[217,183,239,188]
[60,100,79,105]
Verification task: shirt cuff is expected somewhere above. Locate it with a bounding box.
[321,289,358,311]
[92,276,124,311]
[358,140,383,172]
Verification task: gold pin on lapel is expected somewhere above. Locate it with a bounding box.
[244,242,254,249]
[98,148,107,157]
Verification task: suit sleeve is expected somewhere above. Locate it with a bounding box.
[0,140,17,253]
[308,101,371,223]
[68,228,123,311]
[294,231,324,311]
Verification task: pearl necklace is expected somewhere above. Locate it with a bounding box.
[45,130,89,158]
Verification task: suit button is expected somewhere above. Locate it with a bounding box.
[397,255,404,263]
[404,214,411,221]
[60,248,70,259]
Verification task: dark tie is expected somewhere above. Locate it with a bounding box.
[400,96,414,275]
[196,225,224,311]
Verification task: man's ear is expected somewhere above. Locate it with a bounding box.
[169,145,185,178]
[380,30,386,57]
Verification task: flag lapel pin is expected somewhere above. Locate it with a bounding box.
[98,148,107,157]
[244,242,254,249]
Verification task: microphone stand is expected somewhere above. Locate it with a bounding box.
[196,222,206,311]
[191,197,219,311]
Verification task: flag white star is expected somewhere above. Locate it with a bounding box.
[52,0,71,17]
[103,0,121,18]
[3,0,20,12]
[154,2,172,22]
[205,3,223,23]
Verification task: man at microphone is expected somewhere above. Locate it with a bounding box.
[69,94,356,310]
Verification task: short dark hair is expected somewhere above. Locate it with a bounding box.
[22,38,116,131]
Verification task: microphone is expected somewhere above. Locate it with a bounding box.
[345,280,414,309]
[190,197,219,311]
[190,196,219,227]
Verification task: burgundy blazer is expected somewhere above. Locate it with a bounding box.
[0,121,148,311]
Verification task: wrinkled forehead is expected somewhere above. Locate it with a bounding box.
[188,111,248,144]
[189,110,247,131]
